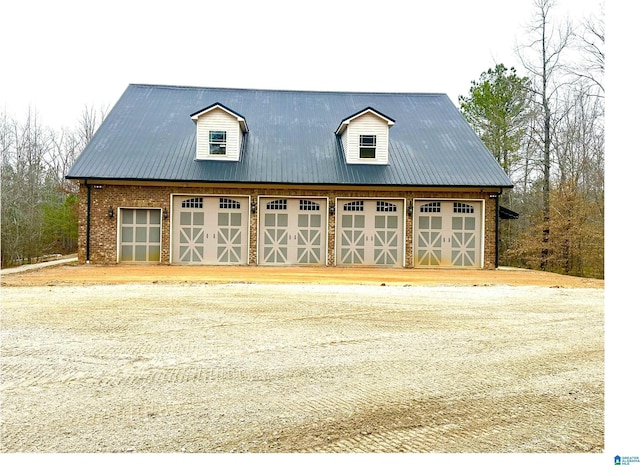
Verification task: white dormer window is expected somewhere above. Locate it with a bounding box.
[209,131,227,155]
[336,107,394,165]
[359,135,376,159]
[191,103,248,161]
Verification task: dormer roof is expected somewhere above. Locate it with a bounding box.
[335,107,395,136]
[190,102,249,133]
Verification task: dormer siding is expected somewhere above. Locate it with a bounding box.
[342,112,390,165]
[195,107,243,161]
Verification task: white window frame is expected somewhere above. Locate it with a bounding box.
[359,135,377,159]
[209,130,227,155]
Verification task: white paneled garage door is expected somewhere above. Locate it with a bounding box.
[413,199,483,268]
[172,195,249,265]
[259,197,327,265]
[336,199,404,267]
[119,208,162,263]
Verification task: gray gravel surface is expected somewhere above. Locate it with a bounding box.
[1,282,604,453]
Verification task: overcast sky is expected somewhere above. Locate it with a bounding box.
[2,0,604,129]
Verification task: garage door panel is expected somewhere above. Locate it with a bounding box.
[172,196,248,265]
[337,199,403,267]
[217,245,242,263]
[259,198,327,265]
[180,244,203,262]
[414,200,482,268]
[121,245,133,261]
[122,226,133,243]
[216,210,245,264]
[148,245,161,262]
[297,228,322,264]
[262,215,288,264]
[120,208,163,263]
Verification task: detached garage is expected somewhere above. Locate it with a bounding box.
[66,84,513,269]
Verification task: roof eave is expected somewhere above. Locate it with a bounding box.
[64,174,513,190]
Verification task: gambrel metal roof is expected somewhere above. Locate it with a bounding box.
[66,84,513,188]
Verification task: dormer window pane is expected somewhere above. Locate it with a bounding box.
[209,131,227,155]
[359,135,376,158]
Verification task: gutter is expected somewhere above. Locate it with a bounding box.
[494,188,503,268]
[85,179,91,263]
[65,176,513,191]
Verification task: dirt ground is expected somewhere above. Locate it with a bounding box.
[0,262,605,288]
[1,265,604,453]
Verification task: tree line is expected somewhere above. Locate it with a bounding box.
[459,0,604,278]
[1,105,107,267]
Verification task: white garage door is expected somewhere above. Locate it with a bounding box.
[172,196,249,264]
[259,198,327,265]
[413,200,483,268]
[119,208,162,263]
[336,199,403,267]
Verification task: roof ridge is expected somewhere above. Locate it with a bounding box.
[127,83,448,97]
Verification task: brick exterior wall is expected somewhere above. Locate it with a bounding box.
[77,183,498,269]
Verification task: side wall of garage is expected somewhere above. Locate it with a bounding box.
[76,183,498,269]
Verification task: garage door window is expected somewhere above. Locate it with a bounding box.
[453,202,474,214]
[266,199,287,210]
[181,197,203,209]
[300,199,320,211]
[343,200,364,212]
[421,202,441,213]
[120,209,161,262]
[376,201,397,212]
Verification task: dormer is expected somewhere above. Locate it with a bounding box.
[191,103,248,161]
[335,107,395,165]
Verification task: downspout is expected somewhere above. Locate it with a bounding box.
[85,180,91,263]
[494,188,503,269]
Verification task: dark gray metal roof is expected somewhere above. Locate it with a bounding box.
[66,84,513,188]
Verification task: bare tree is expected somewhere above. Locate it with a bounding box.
[77,103,109,147]
[1,103,108,266]
[50,128,81,193]
[1,108,54,264]
[551,83,604,275]
[516,0,574,270]
[574,3,605,96]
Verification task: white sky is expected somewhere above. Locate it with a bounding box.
[1,0,604,129]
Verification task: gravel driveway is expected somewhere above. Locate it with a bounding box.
[1,280,604,453]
